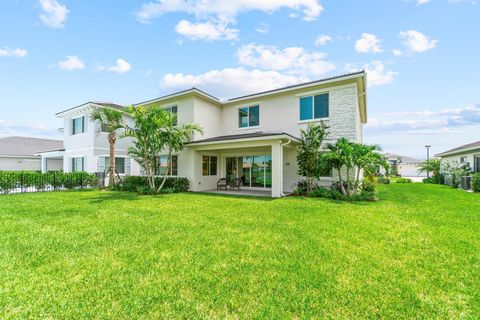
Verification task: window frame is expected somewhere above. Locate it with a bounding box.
[238,104,260,129]
[164,105,178,127]
[156,155,178,176]
[202,155,218,176]
[71,157,85,172]
[104,156,126,175]
[475,155,480,173]
[72,116,85,135]
[298,92,330,123]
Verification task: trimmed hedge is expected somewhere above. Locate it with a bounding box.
[472,173,480,193]
[396,177,413,183]
[114,176,190,194]
[0,171,98,194]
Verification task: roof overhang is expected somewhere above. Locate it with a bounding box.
[436,145,480,158]
[134,88,222,107]
[55,102,125,118]
[186,133,300,150]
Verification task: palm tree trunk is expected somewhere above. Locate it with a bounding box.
[108,133,116,187]
[338,167,347,196]
[157,150,172,193]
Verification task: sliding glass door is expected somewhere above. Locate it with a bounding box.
[226,155,272,188]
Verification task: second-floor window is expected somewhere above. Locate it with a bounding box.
[72,116,85,135]
[239,105,259,128]
[165,106,178,126]
[299,93,329,121]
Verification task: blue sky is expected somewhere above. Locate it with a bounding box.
[0,0,479,158]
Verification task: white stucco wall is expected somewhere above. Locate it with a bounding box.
[0,156,41,171]
[440,150,480,173]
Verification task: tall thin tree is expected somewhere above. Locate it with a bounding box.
[90,107,125,187]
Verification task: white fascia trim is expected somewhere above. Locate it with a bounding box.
[134,89,221,107]
[227,73,365,104]
[187,134,300,147]
[437,146,480,158]
[0,154,41,159]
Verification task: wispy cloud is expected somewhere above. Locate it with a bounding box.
[0,47,28,58]
[400,30,438,53]
[98,58,132,74]
[355,33,383,53]
[57,55,85,71]
[0,118,61,138]
[346,61,396,87]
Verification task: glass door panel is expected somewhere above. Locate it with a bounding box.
[251,156,265,187]
[264,156,272,188]
[226,157,237,182]
[241,156,251,186]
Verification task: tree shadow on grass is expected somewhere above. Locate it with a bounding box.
[83,191,146,204]
[194,192,276,202]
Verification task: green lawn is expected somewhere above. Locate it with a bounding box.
[1,185,479,319]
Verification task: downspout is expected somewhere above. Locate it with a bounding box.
[279,139,292,196]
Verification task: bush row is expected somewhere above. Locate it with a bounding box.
[113,176,190,194]
[0,171,98,194]
[294,180,377,202]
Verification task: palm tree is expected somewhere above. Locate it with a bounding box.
[156,112,203,192]
[417,159,441,177]
[90,107,125,187]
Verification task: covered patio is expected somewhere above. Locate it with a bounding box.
[186,132,300,198]
[38,149,65,172]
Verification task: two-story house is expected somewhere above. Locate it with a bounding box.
[39,71,367,197]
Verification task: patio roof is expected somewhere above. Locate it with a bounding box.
[186,131,300,146]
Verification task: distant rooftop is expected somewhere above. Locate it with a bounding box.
[0,136,63,157]
[383,153,422,164]
[437,140,480,157]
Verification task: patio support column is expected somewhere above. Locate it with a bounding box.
[41,157,47,173]
[271,142,283,198]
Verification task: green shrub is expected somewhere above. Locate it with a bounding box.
[117,176,190,194]
[472,173,480,193]
[293,180,308,195]
[306,180,377,202]
[396,177,413,183]
[377,177,390,184]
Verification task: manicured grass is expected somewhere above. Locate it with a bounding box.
[1,184,479,319]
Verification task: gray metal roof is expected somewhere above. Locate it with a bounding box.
[384,153,422,164]
[187,131,300,145]
[0,136,63,157]
[437,140,480,156]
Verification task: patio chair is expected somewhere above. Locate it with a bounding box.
[230,178,242,191]
[217,178,228,191]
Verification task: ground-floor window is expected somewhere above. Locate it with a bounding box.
[475,156,480,173]
[71,157,85,172]
[104,157,126,174]
[202,156,217,176]
[156,155,178,176]
[226,155,272,188]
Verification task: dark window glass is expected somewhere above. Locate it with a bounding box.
[105,157,125,174]
[299,96,313,120]
[314,93,329,119]
[202,156,209,176]
[156,155,178,176]
[72,116,85,135]
[210,156,217,176]
[249,105,259,127]
[239,107,249,128]
[72,157,84,172]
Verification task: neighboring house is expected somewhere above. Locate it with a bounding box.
[382,153,426,177]
[0,136,63,171]
[39,71,367,197]
[436,141,480,173]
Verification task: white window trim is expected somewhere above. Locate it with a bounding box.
[158,154,179,176]
[71,156,86,172]
[297,93,330,122]
[202,155,218,177]
[71,116,86,136]
[237,103,261,129]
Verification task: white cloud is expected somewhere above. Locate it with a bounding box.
[315,34,332,46]
[136,0,324,23]
[57,55,85,71]
[237,43,335,76]
[99,59,132,74]
[38,0,68,28]
[346,61,396,87]
[136,0,323,41]
[355,33,383,53]
[175,19,238,41]
[255,22,269,34]
[0,47,28,58]
[400,30,438,53]
[161,67,307,99]
[392,49,403,56]
[417,0,430,5]
[0,118,60,138]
